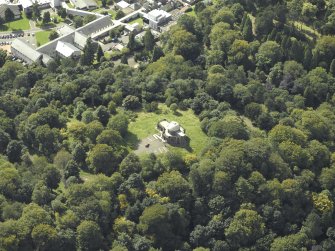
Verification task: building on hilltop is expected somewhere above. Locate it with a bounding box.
[157,119,187,145]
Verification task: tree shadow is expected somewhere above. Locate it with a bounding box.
[169,136,193,152]
[125,131,140,150]
[0,25,8,31]
[172,111,182,117]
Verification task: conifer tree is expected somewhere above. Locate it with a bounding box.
[127,32,136,51]
[303,48,312,70]
[330,59,335,76]
[96,45,104,62]
[80,38,96,66]
[242,16,253,41]
[151,46,164,62]
[121,54,128,64]
[143,30,155,51]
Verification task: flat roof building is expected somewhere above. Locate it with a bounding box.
[116,0,129,9]
[144,9,171,30]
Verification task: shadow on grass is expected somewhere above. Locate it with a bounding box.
[172,111,182,117]
[125,131,140,150]
[169,137,193,153]
[40,23,56,29]
[0,25,9,31]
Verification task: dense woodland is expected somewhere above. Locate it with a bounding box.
[2,0,335,250]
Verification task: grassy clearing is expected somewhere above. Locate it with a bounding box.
[126,104,208,155]
[186,7,196,17]
[35,30,52,46]
[80,170,96,182]
[93,8,116,19]
[0,13,30,31]
[129,17,143,26]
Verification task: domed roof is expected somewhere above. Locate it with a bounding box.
[167,121,180,132]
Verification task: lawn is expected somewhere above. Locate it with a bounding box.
[93,8,116,19]
[186,7,196,17]
[35,30,52,46]
[126,104,209,155]
[129,17,144,26]
[0,14,30,31]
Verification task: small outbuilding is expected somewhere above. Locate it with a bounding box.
[157,119,187,145]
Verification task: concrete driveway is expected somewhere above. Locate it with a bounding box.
[135,134,168,155]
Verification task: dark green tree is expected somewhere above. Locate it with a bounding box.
[330,59,335,76]
[120,54,128,64]
[143,29,155,51]
[151,46,164,62]
[96,45,104,62]
[42,11,51,24]
[6,140,23,163]
[0,48,7,67]
[242,16,253,41]
[127,31,136,51]
[76,221,103,251]
[80,38,96,66]
[49,30,59,40]
[32,2,40,20]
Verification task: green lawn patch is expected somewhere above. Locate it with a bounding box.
[186,7,196,17]
[35,30,52,46]
[80,170,96,182]
[129,17,143,26]
[0,13,30,31]
[93,8,116,19]
[126,104,209,155]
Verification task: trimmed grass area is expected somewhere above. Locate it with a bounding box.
[35,30,52,46]
[80,170,96,182]
[186,7,196,17]
[126,104,209,155]
[93,8,116,19]
[0,14,30,31]
[129,17,144,26]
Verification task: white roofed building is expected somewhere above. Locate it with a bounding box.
[69,0,97,10]
[157,119,187,145]
[143,9,171,30]
[116,0,129,9]
[56,41,81,58]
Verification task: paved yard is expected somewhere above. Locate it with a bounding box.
[134,134,168,155]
